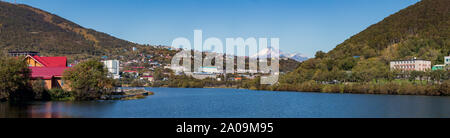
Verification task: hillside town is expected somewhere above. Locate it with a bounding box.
[7,49,450,92]
[6,49,289,88]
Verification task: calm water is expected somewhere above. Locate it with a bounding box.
[1,88,450,118]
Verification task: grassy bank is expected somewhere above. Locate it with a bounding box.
[144,78,450,96]
[30,88,154,101]
[263,80,450,96]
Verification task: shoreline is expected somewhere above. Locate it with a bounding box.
[103,88,154,100]
[130,86,450,97]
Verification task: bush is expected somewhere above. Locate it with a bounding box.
[63,59,114,100]
[0,56,33,101]
[439,80,450,96]
[31,79,50,100]
[296,81,322,92]
[48,89,74,101]
[321,84,343,93]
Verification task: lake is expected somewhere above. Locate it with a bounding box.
[1,88,450,118]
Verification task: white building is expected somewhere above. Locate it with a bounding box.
[170,65,189,74]
[103,60,120,79]
[445,55,450,66]
[199,66,222,74]
[390,58,431,71]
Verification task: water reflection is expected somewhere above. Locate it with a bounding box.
[1,88,450,118]
[0,102,30,118]
[0,101,117,118]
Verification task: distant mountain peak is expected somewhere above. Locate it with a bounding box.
[251,47,309,62]
[285,52,309,62]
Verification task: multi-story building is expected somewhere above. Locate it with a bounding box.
[103,60,120,79]
[390,58,431,71]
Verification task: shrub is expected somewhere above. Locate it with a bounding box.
[31,79,50,100]
[321,85,342,93]
[48,89,74,101]
[439,80,450,96]
[0,56,33,101]
[63,59,114,100]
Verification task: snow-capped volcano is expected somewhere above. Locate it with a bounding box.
[251,47,283,58]
[284,53,309,62]
[251,47,309,62]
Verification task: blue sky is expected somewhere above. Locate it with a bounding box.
[16,0,419,57]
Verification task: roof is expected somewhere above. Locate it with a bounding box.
[390,59,430,62]
[30,56,67,67]
[30,67,69,79]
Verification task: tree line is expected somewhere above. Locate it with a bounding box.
[0,55,115,102]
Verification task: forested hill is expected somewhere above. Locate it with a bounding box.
[279,0,449,85]
[0,2,301,72]
[327,0,449,64]
[0,1,146,60]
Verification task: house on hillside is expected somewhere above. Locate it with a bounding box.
[428,55,450,71]
[24,55,70,90]
[123,70,139,78]
[432,65,445,70]
[140,76,154,82]
[390,57,431,72]
[199,66,222,74]
[102,60,120,79]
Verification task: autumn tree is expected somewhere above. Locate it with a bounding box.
[0,56,33,101]
[351,58,389,83]
[63,59,114,100]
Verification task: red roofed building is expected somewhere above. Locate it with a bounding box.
[24,55,70,90]
[25,55,67,67]
[123,70,138,73]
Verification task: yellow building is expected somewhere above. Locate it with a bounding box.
[24,55,70,90]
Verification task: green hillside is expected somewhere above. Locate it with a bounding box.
[289,0,449,79]
[0,1,300,72]
[328,0,449,64]
[249,0,450,95]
